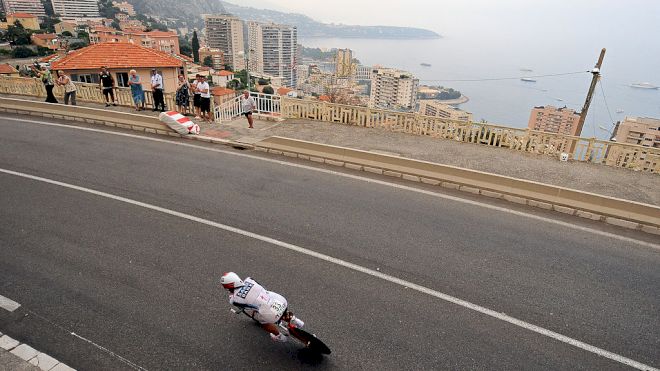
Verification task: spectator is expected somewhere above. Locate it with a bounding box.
[151,69,165,112]
[241,90,256,128]
[128,69,145,111]
[175,74,190,115]
[198,75,212,122]
[32,65,58,104]
[56,70,76,105]
[99,66,117,107]
[191,74,202,119]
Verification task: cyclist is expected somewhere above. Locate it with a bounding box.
[220,272,304,342]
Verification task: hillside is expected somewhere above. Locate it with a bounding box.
[123,0,440,39]
[221,1,440,39]
[127,0,226,20]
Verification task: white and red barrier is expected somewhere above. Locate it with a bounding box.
[158,111,200,135]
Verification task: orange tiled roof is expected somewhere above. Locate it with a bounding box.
[319,95,331,102]
[217,70,233,76]
[51,42,183,70]
[32,33,57,40]
[0,63,18,74]
[177,53,194,63]
[8,13,37,18]
[277,87,293,95]
[211,87,236,96]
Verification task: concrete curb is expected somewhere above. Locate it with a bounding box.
[1,332,75,371]
[2,98,658,235]
[252,136,660,234]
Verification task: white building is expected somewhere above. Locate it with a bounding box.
[418,100,473,122]
[295,65,309,87]
[211,70,235,88]
[51,0,100,19]
[2,0,45,18]
[247,21,297,88]
[355,65,372,81]
[369,68,419,110]
[204,14,245,71]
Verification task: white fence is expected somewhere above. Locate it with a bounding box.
[214,92,281,123]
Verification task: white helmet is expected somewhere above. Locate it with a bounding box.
[220,272,244,290]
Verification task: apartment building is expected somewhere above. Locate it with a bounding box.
[527,105,581,136]
[418,100,473,122]
[1,0,45,19]
[355,65,372,81]
[295,65,309,87]
[199,47,225,70]
[247,21,297,87]
[204,14,245,71]
[51,0,100,20]
[112,1,135,16]
[335,48,354,77]
[612,117,660,148]
[369,68,419,110]
[7,12,40,30]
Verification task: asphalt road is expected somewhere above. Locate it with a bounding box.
[0,115,658,370]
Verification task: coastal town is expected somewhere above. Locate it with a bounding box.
[0,0,658,145]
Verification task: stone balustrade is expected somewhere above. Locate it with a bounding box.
[281,98,660,173]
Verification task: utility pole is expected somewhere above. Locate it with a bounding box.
[575,48,606,137]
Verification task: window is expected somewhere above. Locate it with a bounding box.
[75,74,95,83]
[116,72,129,87]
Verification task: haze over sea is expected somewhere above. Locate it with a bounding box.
[297,1,660,139]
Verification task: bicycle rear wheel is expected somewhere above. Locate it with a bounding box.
[288,327,331,355]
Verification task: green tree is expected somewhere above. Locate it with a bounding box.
[39,16,60,33]
[202,55,213,67]
[77,31,89,41]
[191,31,200,63]
[110,20,121,30]
[40,0,55,16]
[12,46,36,58]
[69,41,88,50]
[262,85,274,95]
[179,36,192,57]
[98,0,120,19]
[257,78,270,85]
[61,31,73,37]
[7,22,31,45]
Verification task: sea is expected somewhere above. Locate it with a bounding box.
[299,35,660,139]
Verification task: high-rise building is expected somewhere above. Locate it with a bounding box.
[198,47,225,70]
[369,68,419,110]
[2,0,46,19]
[335,48,354,77]
[355,65,372,81]
[51,0,100,20]
[204,14,245,71]
[527,105,581,136]
[247,21,297,88]
[612,117,660,148]
[418,100,473,122]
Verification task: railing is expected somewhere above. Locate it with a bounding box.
[214,92,281,122]
[0,75,182,112]
[2,75,658,173]
[280,98,660,173]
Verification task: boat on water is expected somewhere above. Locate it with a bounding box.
[420,63,431,67]
[555,98,564,102]
[520,68,533,72]
[630,82,659,89]
[616,109,624,113]
[520,78,537,82]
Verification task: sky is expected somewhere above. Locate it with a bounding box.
[224,0,660,38]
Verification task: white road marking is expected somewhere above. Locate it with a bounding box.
[71,332,146,371]
[2,117,658,250]
[0,294,21,312]
[0,168,657,371]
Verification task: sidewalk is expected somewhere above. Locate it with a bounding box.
[3,93,658,206]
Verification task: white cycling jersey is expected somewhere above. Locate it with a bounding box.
[229,278,288,324]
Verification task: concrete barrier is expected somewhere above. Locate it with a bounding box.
[255,136,660,230]
[0,97,172,134]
